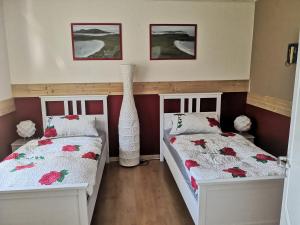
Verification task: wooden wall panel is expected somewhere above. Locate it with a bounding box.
[0,98,16,117]
[12,80,249,97]
[247,93,292,117]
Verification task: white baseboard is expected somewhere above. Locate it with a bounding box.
[109,154,160,162]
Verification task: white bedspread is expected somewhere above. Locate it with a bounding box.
[168,132,285,194]
[0,136,102,196]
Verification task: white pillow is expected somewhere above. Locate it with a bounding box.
[170,113,222,135]
[44,115,99,138]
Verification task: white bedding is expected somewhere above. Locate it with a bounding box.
[0,136,102,196]
[167,132,285,194]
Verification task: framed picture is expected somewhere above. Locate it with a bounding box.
[71,23,122,60]
[150,24,197,60]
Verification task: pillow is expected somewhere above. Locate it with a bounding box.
[170,113,222,135]
[44,115,99,138]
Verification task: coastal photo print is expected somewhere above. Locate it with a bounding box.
[150,24,197,60]
[71,23,122,60]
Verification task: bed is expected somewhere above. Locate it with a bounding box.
[159,93,285,225]
[0,95,109,225]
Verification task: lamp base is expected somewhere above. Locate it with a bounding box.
[119,150,140,167]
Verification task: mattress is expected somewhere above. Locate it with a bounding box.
[0,132,106,196]
[164,130,285,196]
[164,129,197,197]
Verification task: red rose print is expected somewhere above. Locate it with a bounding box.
[169,136,176,144]
[207,117,220,128]
[252,154,276,163]
[219,147,236,157]
[38,139,53,146]
[44,126,57,138]
[62,145,80,152]
[223,167,246,178]
[11,163,35,172]
[63,115,79,120]
[82,152,99,160]
[185,160,200,170]
[191,176,198,191]
[191,139,207,149]
[221,132,236,137]
[39,170,69,185]
[3,152,26,161]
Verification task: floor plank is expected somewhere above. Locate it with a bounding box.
[92,160,194,225]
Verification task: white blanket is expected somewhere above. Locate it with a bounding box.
[0,136,102,196]
[168,132,285,194]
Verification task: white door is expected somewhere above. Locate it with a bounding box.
[280,34,300,225]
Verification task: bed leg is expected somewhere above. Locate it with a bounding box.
[160,148,164,162]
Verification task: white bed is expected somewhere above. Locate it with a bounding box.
[0,95,109,225]
[159,93,285,225]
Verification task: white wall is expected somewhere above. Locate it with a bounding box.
[3,0,255,84]
[0,0,12,100]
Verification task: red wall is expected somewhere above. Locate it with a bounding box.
[15,93,247,157]
[0,112,18,160]
[9,95,291,159]
[246,104,290,157]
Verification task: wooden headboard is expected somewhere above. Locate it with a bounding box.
[39,95,109,140]
[159,92,222,161]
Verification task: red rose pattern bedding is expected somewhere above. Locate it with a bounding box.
[0,136,102,195]
[168,132,285,195]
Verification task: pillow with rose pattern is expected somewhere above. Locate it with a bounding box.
[44,115,98,138]
[170,113,222,135]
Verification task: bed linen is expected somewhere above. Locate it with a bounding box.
[0,136,103,196]
[165,131,285,195]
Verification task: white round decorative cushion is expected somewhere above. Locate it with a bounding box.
[234,115,252,132]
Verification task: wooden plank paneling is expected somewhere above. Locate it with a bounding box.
[0,98,16,116]
[12,80,249,97]
[247,93,292,117]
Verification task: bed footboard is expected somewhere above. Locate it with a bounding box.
[0,184,89,225]
[197,178,284,225]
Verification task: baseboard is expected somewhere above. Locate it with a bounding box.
[109,154,160,162]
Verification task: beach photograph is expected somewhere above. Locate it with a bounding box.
[71,23,122,60]
[150,24,197,60]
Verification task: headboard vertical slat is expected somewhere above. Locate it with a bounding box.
[180,98,185,113]
[81,101,86,115]
[64,101,69,115]
[216,97,221,120]
[188,98,193,113]
[72,100,77,115]
[196,98,201,113]
[41,99,47,129]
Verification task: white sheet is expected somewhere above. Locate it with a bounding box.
[167,132,285,194]
[0,136,102,196]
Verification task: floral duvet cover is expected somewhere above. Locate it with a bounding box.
[0,136,102,196]
[168,132,285,195]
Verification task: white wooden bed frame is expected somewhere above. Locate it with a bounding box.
[160,93,285,225]
[0,95,109,225]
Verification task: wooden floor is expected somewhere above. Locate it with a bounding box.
[92,160,194,225]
